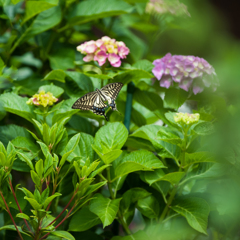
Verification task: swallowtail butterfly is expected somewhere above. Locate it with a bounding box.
[72,82,123,121]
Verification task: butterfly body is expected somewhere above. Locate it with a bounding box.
[72,82,123,121]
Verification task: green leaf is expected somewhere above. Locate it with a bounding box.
[156,128,182,146]
[16,213,30,221]
[66,71,94,92]
[12,136,39,153]
[89,193,121,228]
[39,84,64,98]
[137,195,160,219]
[121,188,151,217]
[22,0,58,23]
[185,152,216,167]
[60,133,80,166]
[131,125,181,160]
[0,125,32,147]
[61,133,92,162]
[67,0,132,26]
[38,141,50,158]
[68,206,101,232]
[0,93,35,123]
[30,170,41,187]
[25,197,42,210]
[150,172,185,186]
[43,69,66,83]
[92,146,122,165]
[50,230,75,240]
[164,88,189,109]
[114,69,153,85]
[114,150,165,179]
[133,59,154,72]
[49,47,75,70]
[21,6,62,42]
[192,121,215,135]
[93,122,128,154]
[111,231,149,240]
[17,152,34,170]
[52,99,78,124]
[0,225,31,237]
[172,197,210,234]
[133,89,169,124]
[43,192,61,209]
[35,159,43,178]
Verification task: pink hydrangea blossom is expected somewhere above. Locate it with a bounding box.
[152,53,219,94]
[77,36,130,67]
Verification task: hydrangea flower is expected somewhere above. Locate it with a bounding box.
[26,90,58,107]
[152,53,218,94]
[77,36,130,67]
[174,112,200,125]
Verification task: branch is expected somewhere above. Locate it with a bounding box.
[8,177,32,233]
[0,191,24,240]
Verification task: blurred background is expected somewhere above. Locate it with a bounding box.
[1,0,240,239]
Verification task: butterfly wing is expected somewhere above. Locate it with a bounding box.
[72,91,108,120]
[92,94,108,120]
[100,82,123,111]
[72,91,98,110]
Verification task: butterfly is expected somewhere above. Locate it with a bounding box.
[72,82,123,121]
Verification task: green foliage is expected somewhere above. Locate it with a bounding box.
[0,0,236,239]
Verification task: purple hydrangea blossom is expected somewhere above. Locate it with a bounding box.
[152,53,218,94]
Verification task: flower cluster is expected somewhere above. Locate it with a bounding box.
[26,91,58,107]
[146,0,190,17]
[77,36,130,67]
[152,53,218,94]
[174,112,200,125]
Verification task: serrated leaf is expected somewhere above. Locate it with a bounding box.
[114,150,165,179]
[131,125,181,160]
[172,197,210,234]
[93,122,128,154]
[193,121,215,135]
[185,152,216,167]
[92,146,122,164]
[137,195,160,219]
[89,193,121,228]
[150,172,185,186]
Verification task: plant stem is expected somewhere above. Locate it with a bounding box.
[0,191,24,240]
[124,82,135,131]
[159,185,178,222]
[40,202,76,240]
[159,126,189,222]
[8,177,32,233]
[46,187,78,227]
[106,167,132,235]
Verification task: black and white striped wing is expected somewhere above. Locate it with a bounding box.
[100,82,123,111]
[72,91,108,120]
[72,91,98,110]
